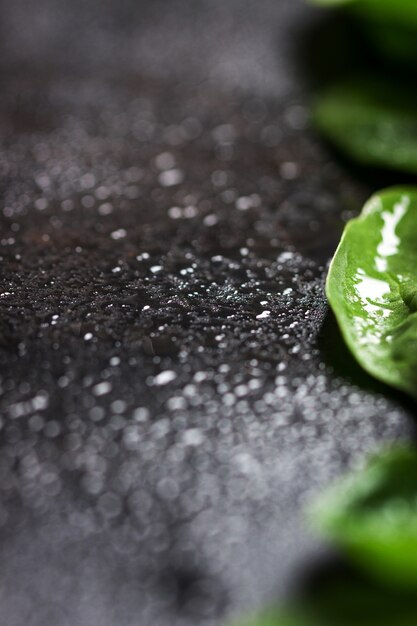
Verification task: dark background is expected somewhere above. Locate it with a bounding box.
[0,0,414,624]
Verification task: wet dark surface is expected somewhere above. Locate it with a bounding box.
[0,1,415,625]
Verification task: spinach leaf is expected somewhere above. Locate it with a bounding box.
[309,0,417,66]
[311,448,417,589]
[362,18,417,67]
[309,0,417,26]
[326,187,417,397]
[230,568,417,625]
[314,79,417,173]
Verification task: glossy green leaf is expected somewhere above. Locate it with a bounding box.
[314,79,417,173]
[326,187,417,397]
[311,448,417,589]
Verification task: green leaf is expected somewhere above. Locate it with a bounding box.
[311,448,417,589]
[303,575,417,625]
[314,79,417,173]
[361,18,417,67]
[309,0,417,65]
[326,187,417,397]
[228,570,417,625]
[309,0,417,26]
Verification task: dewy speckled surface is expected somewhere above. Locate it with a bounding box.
[0,0,415,624]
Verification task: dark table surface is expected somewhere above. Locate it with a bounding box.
[0,0,414,624]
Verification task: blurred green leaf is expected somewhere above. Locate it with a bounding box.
[358,16,417,68]
[311,448,417,588]
[309,0,417,65]
[229,572,417,625]
[314,79,417,173]
[309,0,417,24]
[230,447,417,626]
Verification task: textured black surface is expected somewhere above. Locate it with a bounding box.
[0,1,415,625]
